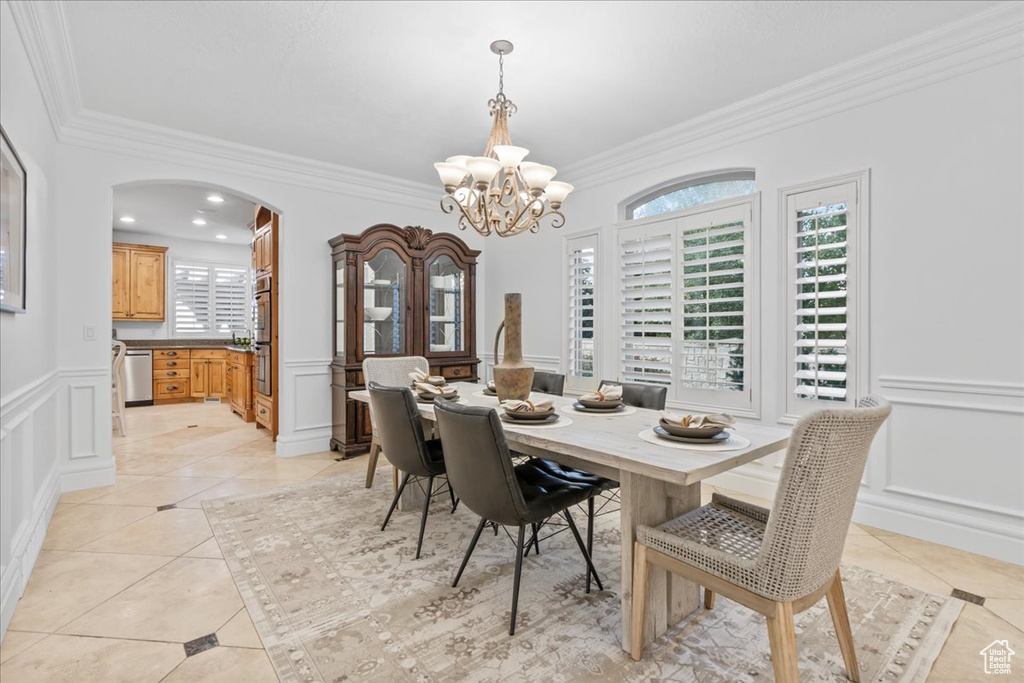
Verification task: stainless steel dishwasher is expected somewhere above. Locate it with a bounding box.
[124,349,153,406]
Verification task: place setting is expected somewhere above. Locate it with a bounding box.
[409,368,461,404]
[499,396,573,429]
[474,379,500,399]
[560,383,638,416]
[638,411,751,451]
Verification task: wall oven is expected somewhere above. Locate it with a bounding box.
[254,274,272,396]
[255,343,272,396]
[254,274,272,344]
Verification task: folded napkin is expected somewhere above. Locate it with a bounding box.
[415,382,457,396]
[660,411,736,428]
[486,379,496,391]
[580,384,624,402]
[409,368,445,384]
[501,398,554,413]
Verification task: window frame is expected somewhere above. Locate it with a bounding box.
[778,170,870,423]
[562,229,601,393]
[615,192,761,417]
[622,168,756,220]
[170,257,253,337]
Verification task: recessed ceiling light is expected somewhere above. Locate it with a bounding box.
[192,218,207,226]
[215,234,228,240]
[206,195,224,203]
[119,216,135,223]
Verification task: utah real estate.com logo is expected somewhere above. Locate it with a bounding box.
[980,640,1015,675]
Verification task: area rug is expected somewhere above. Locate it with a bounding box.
[203,472,962,682]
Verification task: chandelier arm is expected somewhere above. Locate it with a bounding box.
[441,194,491,236]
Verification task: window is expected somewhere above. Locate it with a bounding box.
[626,170,755,219]
[618,194,759,414]
[173,260,251,336]
[781,172,869,418]
[565,233,598,391]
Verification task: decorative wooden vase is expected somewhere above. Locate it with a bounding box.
[492,293,534,401]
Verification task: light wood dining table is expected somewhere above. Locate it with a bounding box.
[350,382,791,652]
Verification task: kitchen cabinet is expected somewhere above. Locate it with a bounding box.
[328,224,480,456]
[112,243,168,321]
[190,350,228,399]
[227,350,255,422]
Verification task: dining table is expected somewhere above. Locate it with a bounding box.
[350,381,791,652]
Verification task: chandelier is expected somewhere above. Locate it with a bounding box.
[434,40,573,238]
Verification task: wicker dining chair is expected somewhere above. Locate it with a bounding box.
[362,356,429,488]
[630,396,891,683]
[111,341,127,437]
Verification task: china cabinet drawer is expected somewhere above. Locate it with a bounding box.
[154,378,189,399]
[154,359,189,370]
[439,365,471,380]
[154,349,187,359]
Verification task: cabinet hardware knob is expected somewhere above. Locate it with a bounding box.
[167,362,176,366]
[168,371,177,376]
[168,386,178,391]
[167,351,177,356]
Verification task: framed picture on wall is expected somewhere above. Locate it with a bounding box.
[1,126,27,313]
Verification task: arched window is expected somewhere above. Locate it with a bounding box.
[625,170,755,220]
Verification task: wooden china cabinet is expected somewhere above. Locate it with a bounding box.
[329,224,481,456]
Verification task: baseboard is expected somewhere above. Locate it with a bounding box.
[706,467,1024,566]
[60,458,116,492]
[853,492,1024,566]
[1,461,61,638]
[275,430,332,458]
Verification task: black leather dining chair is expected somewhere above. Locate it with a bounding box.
[368,382,456,560]
[531,371,565,396]
[534,379,666,592]
[597,379,668,410]
[433,400,602,636]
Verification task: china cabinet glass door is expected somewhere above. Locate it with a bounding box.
[427,255,466,354]
[334,261,345,359]
[362,248,407,355]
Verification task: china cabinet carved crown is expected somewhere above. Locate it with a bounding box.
[329,224,481,455]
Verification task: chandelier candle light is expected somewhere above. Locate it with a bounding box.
[435,40,573,238]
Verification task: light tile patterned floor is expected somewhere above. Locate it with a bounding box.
[0,402,1021,681]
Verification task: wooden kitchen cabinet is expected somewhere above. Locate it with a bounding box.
[190,350,228,399]
[228,351,255,422]
[112,243,168,321]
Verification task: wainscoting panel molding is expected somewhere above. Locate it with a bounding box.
[278,359,332,457]
[709,375,1024,564]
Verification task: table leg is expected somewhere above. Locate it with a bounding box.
[619,471,701,652]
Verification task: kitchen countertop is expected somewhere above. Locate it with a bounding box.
[121,339,254,353]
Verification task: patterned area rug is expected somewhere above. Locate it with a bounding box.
[203,473,962,682]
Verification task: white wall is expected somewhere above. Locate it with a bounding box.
[56,143,484,461]
[0,0,63,636]
[111,229,252,340]
[484,57,1024,564]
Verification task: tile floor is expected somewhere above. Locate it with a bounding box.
[1,401,1021,681]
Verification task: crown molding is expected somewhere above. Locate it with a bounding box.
[59,109,440,209]
[6,0,439,209]
[6,0,81,137]
[561,2,1024,190]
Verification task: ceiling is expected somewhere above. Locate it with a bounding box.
[112,182,255,245]
[65,1,996,185]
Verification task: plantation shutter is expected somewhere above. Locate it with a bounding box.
[566,235,597,386]
[787,183,856,404]
[173,263,211,334]
[619,228,674,386]
[213,266,250,334]
[677,202,750,394]
[173,261,252,335]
